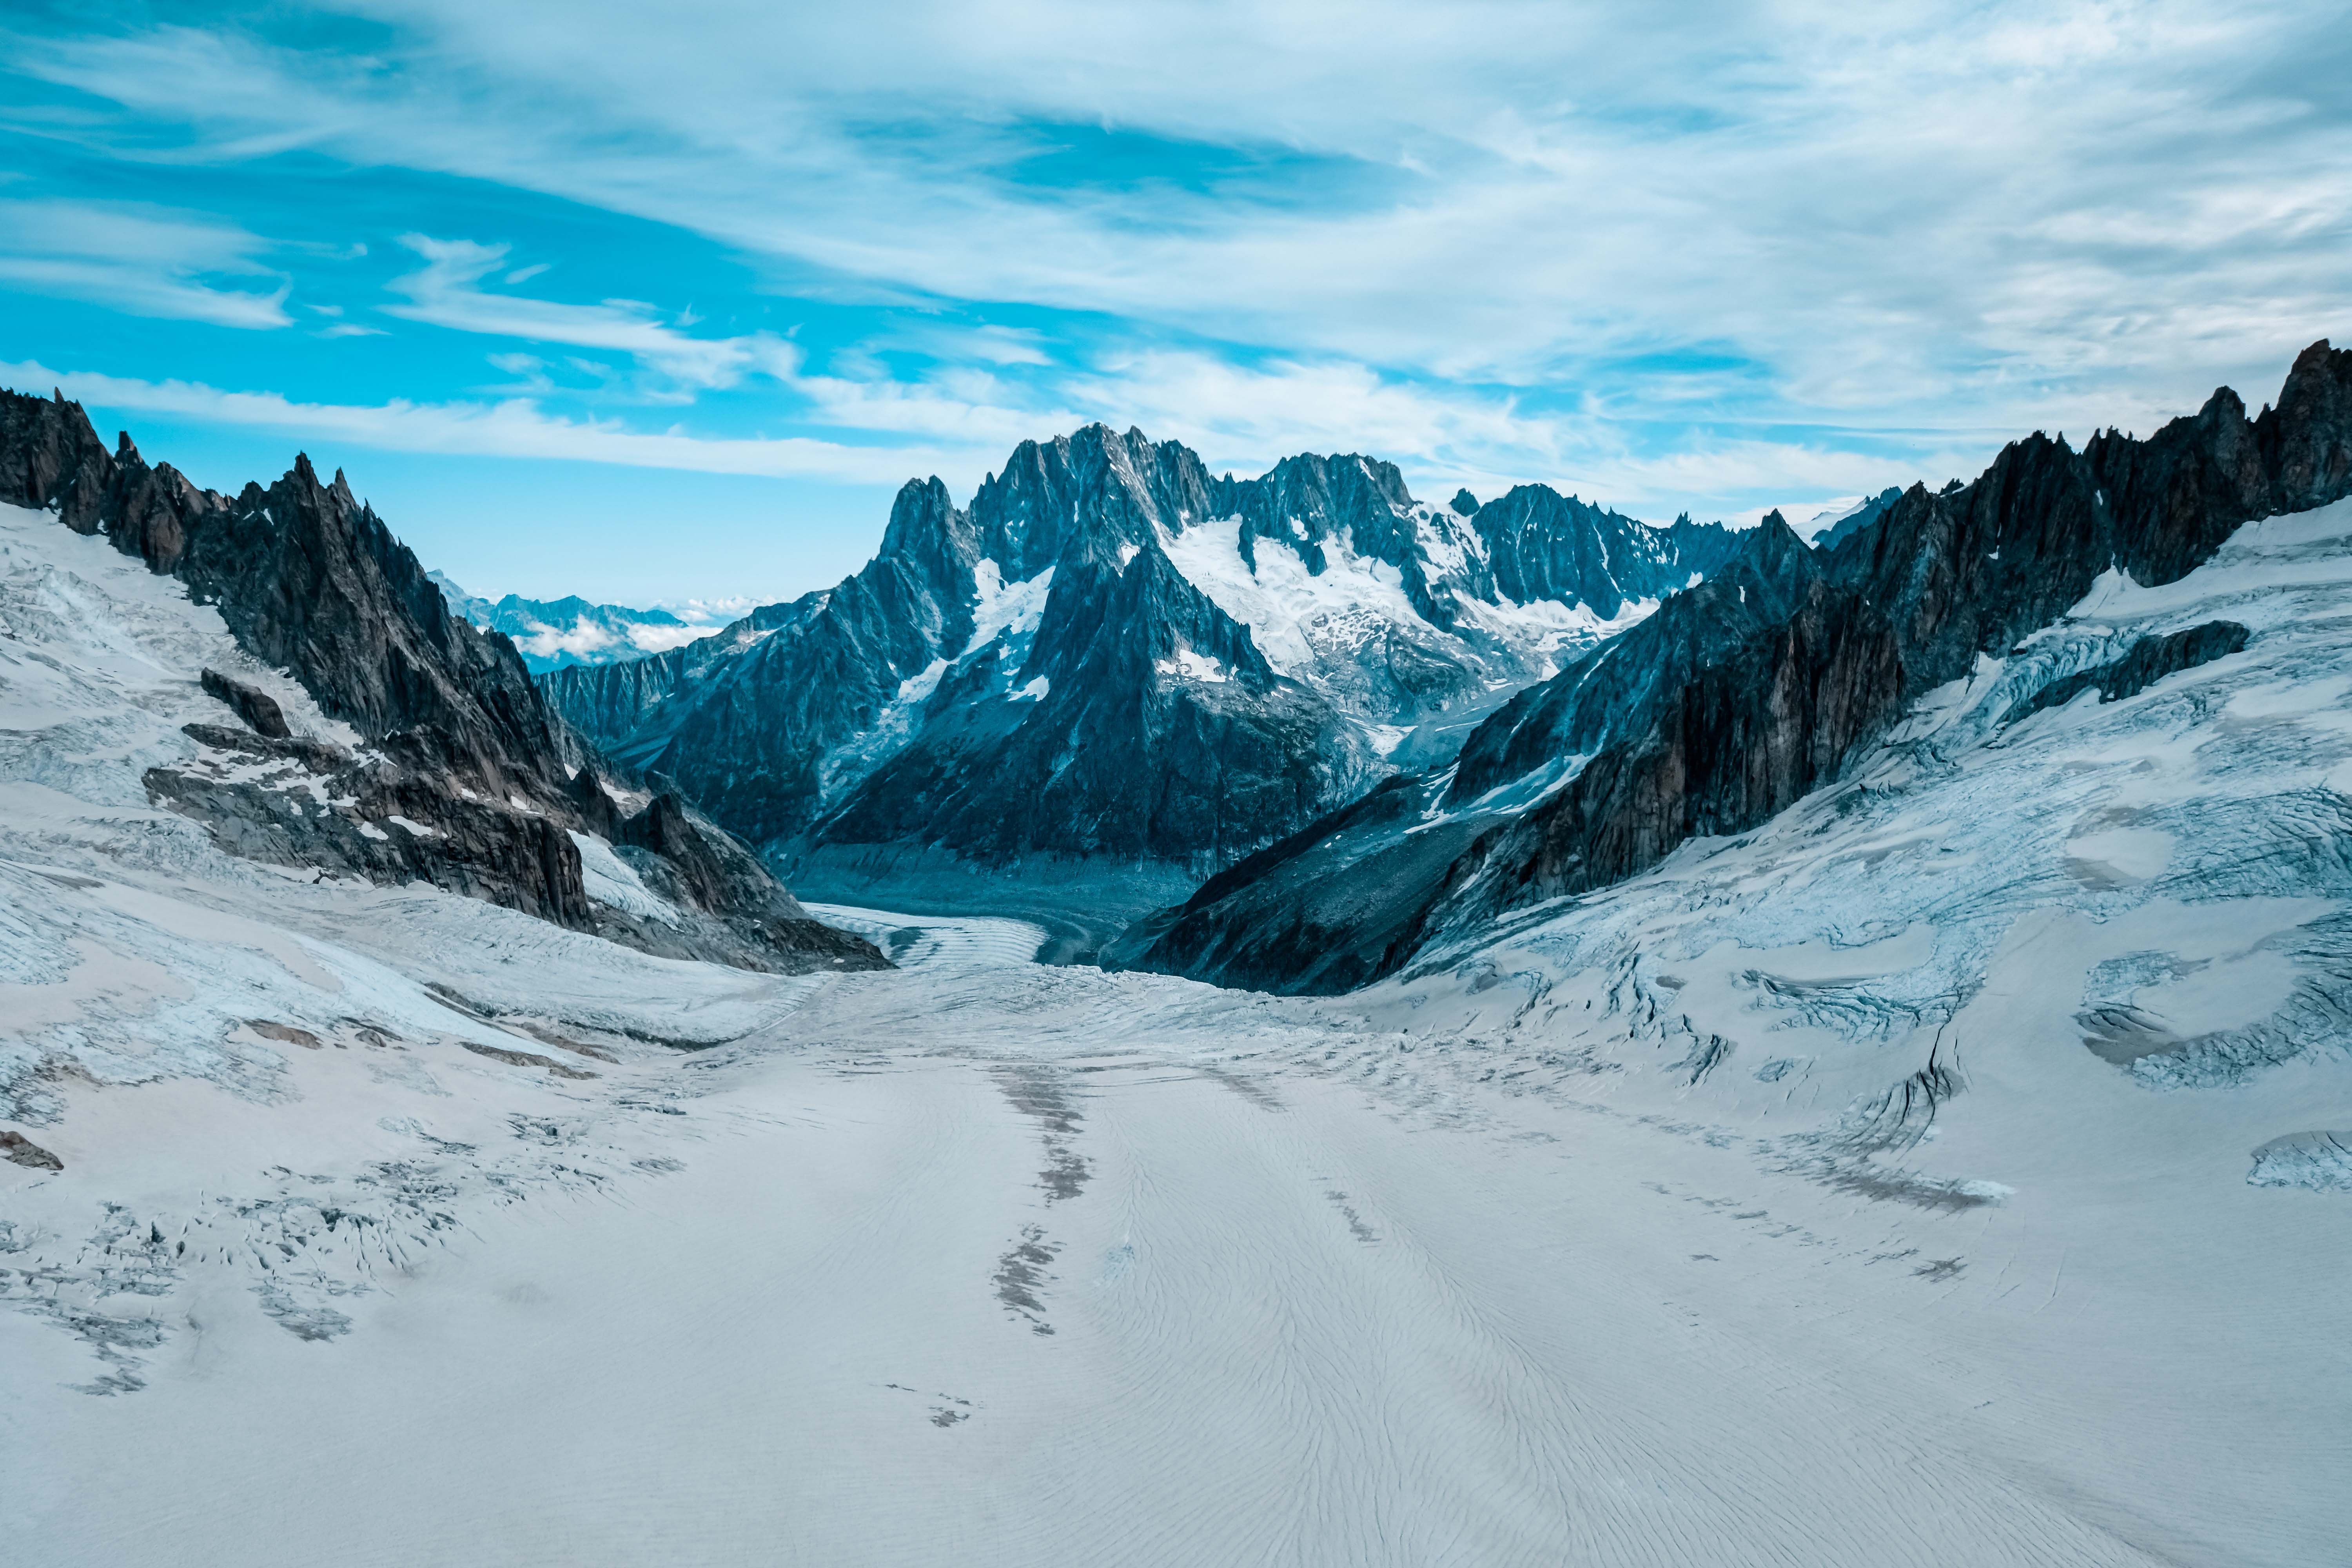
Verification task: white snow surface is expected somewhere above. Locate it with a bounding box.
[4,499,2350,1565]
[1159,515,1425,676]
[1153,646,1229,684]
[1158,513,1651,716]
[567,831,681,927]
[963,559,1054,657]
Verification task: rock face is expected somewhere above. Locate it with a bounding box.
[0,387,885,976]
[1116,341,2352,994]
[200,668,290,739]
[546,424,1737,913]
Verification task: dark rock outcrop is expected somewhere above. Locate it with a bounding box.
[2005,621,2251,725]
[0,387,884,976]
[1099,773,1497,995]
[1813,487,1904,550]
[200,668,290,739]
[0,1129,64,1171]
[1466,488,1740,619]
[817,546,1356,868]
[1122,341,2352,994]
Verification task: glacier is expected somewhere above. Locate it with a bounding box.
[4,475,2349,1566]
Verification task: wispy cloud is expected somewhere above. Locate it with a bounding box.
[1,359,985,486]
[15,2,2344,435]
[383,234,784,391]
[1,2,2344,569]
[0,198,290,328]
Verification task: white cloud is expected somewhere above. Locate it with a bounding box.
[624,621,722,652]
[19,0,2339,444]
[7,3,2346,526]
[384,234,779,390]
[0,198,290,328]
[0,358,991,486]
[659,594,760,622]
[508,614,719,659]
[514,616,617,660]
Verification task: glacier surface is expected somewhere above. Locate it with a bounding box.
[3,499,2349,1566]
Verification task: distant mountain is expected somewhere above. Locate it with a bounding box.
[542,425,1740,922]
[0,388,884,976]
[1109,340,2352,993]
[1800,486,1904,548]
[428,571,723,672]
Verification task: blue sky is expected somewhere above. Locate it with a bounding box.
[3,2,2347,609]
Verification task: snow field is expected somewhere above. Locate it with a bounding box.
[3,498,2350,1564]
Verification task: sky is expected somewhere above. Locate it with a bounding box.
[2,2,2347,610]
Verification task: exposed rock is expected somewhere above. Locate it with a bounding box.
[1465,487,1739,619]
[1122,341,2352,994]
[0,387,885,977]
[2005,621,2250,724]
[545,423,1740,911]
[0,1130,64,1171]
[180,722,351,774]
[200,668,290,738]
[459,1041,599,1080]
[246,1021,325,1049]
[1812,487,1904,550]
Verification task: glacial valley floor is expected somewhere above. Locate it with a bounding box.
[5,903,2345,1568]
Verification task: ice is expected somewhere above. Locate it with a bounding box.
[569,830,681,926]
[1153,647,1229,683]
[1156,512,1658,749]
[4,497,2349,1565]
[1158,515,1424,675]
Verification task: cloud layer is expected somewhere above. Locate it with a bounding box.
[2,1,2345,595]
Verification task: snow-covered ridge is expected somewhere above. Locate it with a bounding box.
[1156,511,1661,719]
[1398,494,2352,1103]
[0,502,722,991]
[539,421,1742,895]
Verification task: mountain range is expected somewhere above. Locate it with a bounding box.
[429,572,726,672]
[1108,341,2352,992]
[13,345,2345,1001]
[544,426,1739,929]
[10,345,2352,1565]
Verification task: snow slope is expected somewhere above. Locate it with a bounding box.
[1159,508,1660,720]
[4,500,2348,1566]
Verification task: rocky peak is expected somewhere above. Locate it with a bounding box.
[969,423,1214,576]
[1023,543,1276,696]
[0,386,884,975]
[1203,449,1451,621]
[877,475,983,644]
[541,416,1754,918]
[1467,483,1700,616]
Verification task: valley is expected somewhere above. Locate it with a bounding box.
[4,350,2350,1566]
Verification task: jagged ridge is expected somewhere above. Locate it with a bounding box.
[0,388,884,975]
[544,423,1736,915]
[1114,340,2352,994]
